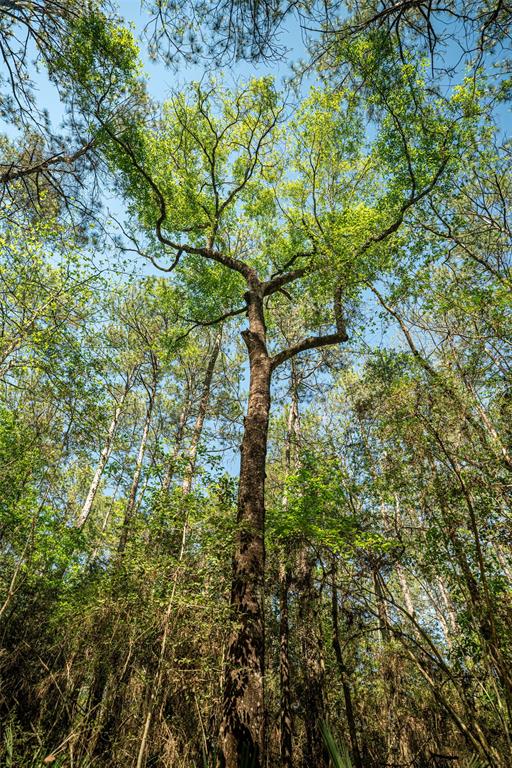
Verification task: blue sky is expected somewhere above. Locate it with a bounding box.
[3,4,508,361]
[2,3,509,478]
[2,1,310,137]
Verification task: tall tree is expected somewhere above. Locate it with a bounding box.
[88,33,477,756]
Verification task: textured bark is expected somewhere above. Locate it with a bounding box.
[220,286,349,766]
[220,292,270,768]
[279,562,293,768]
[279,379,299,768]
[297,547,328,768]
[331,566,363,768]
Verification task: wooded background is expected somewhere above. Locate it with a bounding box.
[1,2,511,767]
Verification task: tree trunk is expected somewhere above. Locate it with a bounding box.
[297,547,328,768]
[331,565,363,768]
[220,292,270,768]
[436,577,457,640]
[118,358,158,554]
[182,328,222,495]
[135,338,222,768]
[162,385,191,492]
[219,284,348,766]
[373,565,390,645]
[279,562,293,768]
[279,377,300,768]
[76,370,135,529]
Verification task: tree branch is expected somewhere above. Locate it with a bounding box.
[270,285,347,369]
[263,258,315,296]
[0,138,95,184]
[100,120,258,283]
[355,156,449,257]
[178,304,247,329]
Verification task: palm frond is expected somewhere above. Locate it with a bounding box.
[319,720,354,768]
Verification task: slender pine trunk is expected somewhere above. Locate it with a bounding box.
[182,328,222,495]
[279,562,293,768]
[162,389,190,492]
[118,357,158,554]
[134,335,221,768]
[279,378,299,768]
[331,565,363,768]
[297,547,328,768]
[76,369,135,529]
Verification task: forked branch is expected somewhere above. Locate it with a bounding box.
[270,285,348,369]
